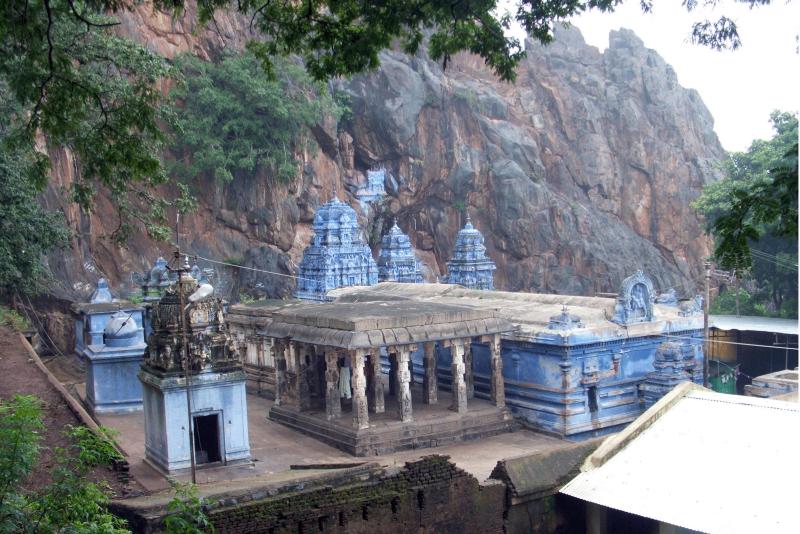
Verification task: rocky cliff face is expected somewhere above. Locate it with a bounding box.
[42,3,724,302]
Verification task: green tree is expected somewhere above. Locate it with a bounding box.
[693,111,798,318]
[170,52,341,185]
[162,480,215,534]
[0,87,70,296]
[0,395,129,533]
[1,1,186,245]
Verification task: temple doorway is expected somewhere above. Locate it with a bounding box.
[193,413,222,465]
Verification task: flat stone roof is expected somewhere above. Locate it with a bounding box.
[328,283,703,342]
[264,300,514,349]
[71,301,141,314]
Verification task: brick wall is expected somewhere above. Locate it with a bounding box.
[209,455,504,534]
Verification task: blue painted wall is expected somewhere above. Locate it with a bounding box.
[407,329,703,440]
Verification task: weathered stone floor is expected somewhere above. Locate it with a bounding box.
[98,393,569,493]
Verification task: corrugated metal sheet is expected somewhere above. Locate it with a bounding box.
[710,315,798,336]
[561,391,800,533]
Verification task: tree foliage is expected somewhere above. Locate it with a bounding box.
[0,87,70,297]
[0,395,129,533]
[170,52,342,185]
[0,1,187,244]
[162,480,215,534]
[693,111,798,318]
[0,395,215,533]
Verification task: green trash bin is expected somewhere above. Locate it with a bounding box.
[709,360,738,394]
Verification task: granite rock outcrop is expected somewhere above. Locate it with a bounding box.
[41,3,724,302]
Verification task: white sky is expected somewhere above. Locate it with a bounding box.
[500,1,800,152]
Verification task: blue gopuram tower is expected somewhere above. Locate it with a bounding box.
[377,221,423,283]
[294,195,378,301]
[445,214,496,290]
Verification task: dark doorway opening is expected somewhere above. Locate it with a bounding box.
[193,414,222,465]
[588,386,599,413]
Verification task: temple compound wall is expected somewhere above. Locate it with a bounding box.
[112,446,600,534]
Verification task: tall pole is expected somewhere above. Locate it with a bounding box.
[175,214,196,484]
[704,260,711,388]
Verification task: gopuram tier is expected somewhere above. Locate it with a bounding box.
[294,195,378,301]
[445,215,496,290]
[377,221,423,283]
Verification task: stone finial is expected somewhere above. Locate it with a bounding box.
[89,278,114,303]
[547,305,585,330]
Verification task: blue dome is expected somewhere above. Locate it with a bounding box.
[148,257,168,285]
[89,278,113,303]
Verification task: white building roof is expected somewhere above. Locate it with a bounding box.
[560,383,800,533]
[710,315,798,336]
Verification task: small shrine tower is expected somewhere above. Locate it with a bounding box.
[445,214,496,290]
[72,279,147,414]
[139,263,250,474]
[294,194,378,301]
[377,221,423,283]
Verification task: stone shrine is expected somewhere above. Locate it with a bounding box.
[73,279,147,414]
[377,222,423,283]
[611,270,655,324]
[640,341,703,408]
[139,265,250,473]
[294,195,378,301]
[329,270,705,440]
[355,168,387,204]
[445,215,496,290]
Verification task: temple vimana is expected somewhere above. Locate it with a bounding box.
[69,191,712,530]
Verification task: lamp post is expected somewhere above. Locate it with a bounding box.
[704,261,711,388]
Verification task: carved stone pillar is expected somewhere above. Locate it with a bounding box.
[367,352,385,413]
[274,339,288,407]
[325,351,341,420]
[296,343,311,411]
[395,348,413,422]
[450,342,467,414]
[422,342,438,404]
[388,352,397,397]
[489,334,505,408]
[465,342,474,399]
[351,350,369,430]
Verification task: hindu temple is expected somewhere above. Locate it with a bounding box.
[72,279,148,414]
[293,194,379,301]
[139,262,250,473]
[376,221,424,283]
[445,215,496,290]
[327,270,704,440]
